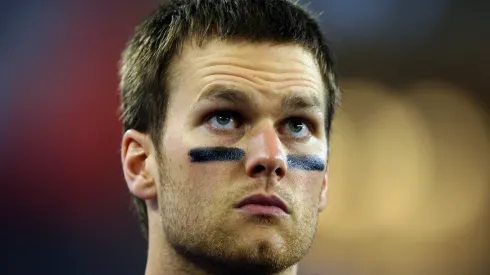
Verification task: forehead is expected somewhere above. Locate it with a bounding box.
[168,39,325,108]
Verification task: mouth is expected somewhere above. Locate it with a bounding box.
[235,194,290,216]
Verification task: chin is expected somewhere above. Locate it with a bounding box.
[222,236,303,273]
[176,238,297,275]
[231,244,300,275]
[173,224,308,275]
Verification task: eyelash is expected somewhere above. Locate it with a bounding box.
[204,110,315,139]
[205,110,244,131]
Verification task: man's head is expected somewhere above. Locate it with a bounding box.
[119,0,340,273]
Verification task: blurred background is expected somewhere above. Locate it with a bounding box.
[3,0,489,274]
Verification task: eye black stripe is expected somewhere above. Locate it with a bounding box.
[189,147,245,162]
[287,155,325,171]
[189,147,325,171]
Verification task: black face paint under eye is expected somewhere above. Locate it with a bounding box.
[189,147,245,162]
[287,155,325,171]
[189,147,325,171]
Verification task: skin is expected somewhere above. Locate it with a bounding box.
[121,39,329,275]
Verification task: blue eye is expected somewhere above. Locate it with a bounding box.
[208,112,240,129]
[285,119,310,138]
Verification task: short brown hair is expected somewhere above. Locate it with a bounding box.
[119,0,341,239]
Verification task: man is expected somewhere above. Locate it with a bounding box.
[119,0,341,274]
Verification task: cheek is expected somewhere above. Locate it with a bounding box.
[165,155,236,204]
[163,135,235,202]
[186,163,237,200]
[290,172,324,207]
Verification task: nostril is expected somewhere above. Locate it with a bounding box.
[275,167,283,176]
[253,165,266,174]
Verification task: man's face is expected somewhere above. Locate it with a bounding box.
[155,40,328,271]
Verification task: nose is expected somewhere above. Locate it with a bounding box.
[245,121,287,181]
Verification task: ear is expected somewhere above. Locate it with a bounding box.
[121,130,157,200]
[318,164,329,212]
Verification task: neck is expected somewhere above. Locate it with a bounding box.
[144,218,298,275]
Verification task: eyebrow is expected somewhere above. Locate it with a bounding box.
[193,86,255,110]
[194,85,322,114]
[281,93,322,114]
[197,86,252,104]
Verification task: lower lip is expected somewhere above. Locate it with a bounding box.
[237,204,288,216]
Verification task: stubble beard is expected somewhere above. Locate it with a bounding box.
[156,160,318,274]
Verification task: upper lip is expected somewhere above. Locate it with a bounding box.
[235,194,290,214]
